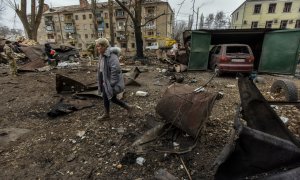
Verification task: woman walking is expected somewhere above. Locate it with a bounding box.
[96,38,133,120]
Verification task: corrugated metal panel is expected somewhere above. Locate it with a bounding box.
[259,29,300,75]
[188,31,211,70]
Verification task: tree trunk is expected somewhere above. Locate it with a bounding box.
[134,22,144,58]
[108,0,115,46]
[13,0,44,41]
[91,0,99,39]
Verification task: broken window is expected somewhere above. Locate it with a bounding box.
[75,15,78,20]
[295,20,300,28]
[280,20,288,29]
[251,21,258,28]
[83,14,86,20]
[265,21,272,28]
[254,4,261,14]
[268,3,276,13]
[283,2,292,12]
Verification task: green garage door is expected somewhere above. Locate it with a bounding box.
[188,31,211,70]
[259,29,300,75]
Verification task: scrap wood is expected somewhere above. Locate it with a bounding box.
[178,155,192,180]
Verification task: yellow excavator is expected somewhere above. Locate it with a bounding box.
[144,36,177,50]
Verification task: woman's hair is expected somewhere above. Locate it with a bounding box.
[95,38,110,48]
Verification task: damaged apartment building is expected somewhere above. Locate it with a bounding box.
[37,0,174,52]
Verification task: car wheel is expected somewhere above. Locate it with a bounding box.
[68,55,75,61]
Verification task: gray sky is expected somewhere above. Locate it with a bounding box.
[2,0,245,29]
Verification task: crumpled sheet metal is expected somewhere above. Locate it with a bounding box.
[156,83,218,138]
[56,74,89,93]
[214,78,300,179]
[47,98,94,118]
[124,67,141,86]
[18,45,46,71]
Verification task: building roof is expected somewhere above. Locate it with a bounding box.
[43,0,173,15]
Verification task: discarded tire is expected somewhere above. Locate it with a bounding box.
[270,79,298,102]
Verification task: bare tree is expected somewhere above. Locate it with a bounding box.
[115,0,166,59]
[205,13,214,29]
[173,21,187,43]
[91,0,99,39]
[199,13,204,29]
[0,0,5,25]
[214,11,226,29]
[108,0,115,46]
[0,26,10,37]
[4,0,45,41]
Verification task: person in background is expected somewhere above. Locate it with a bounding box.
[3,40,17,77]
[45,43,59,66]
[96,38,133,120]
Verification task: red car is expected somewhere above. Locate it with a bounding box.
[209,44,255,76]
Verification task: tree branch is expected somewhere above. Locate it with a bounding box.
[115,0,135,22]
[140,12,166,27]
[35,0,44,29]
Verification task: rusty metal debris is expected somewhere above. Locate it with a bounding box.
[47,98,94,118]
[124,67,142,86]
[156,83,218,138]
[214,77,300,179]
[56,74,89,93]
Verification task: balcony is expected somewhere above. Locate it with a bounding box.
[145,25,156,30]
[116,26,125,32]
[117,36,126,42]
[47,39,56,43]
[97,25,104,32]
[115,14,126,19]
[64,19,74,24]
[64,26,75,33]
[145,14,156,19]
[97,16,104,22]
[45,25,54,33]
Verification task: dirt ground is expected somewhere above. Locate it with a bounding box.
[0,60,300,179]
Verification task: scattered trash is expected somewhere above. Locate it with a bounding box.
[37,65,51,72]
[120,152,138,165]
[47,98,94,118]
[136,157,146,166]
[225,84,236,88]
[0,128,30,146]
[216,92,224,100]
[135,91,148,97]
[69,139,76,144]
[76,130,86,138]
[173,142,179,147]
[161,69,167,73]
[67,153,77,162]
[154,168,178,180]
[280,116,289,124]
[271,105,279,110]
[57,62,80,68]
[190,78,197,83]
[194,86,205,93]
[116,164,122,169]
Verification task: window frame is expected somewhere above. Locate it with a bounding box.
[253,4,261,14]
[268,3,276,13]
[283,2,292,13]
[280,20,288,29]
[251,21,258,29]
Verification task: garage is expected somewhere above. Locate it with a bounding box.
[184,29,300,75]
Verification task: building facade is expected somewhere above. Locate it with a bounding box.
[231,0,300,29]
[37,0,174,51]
